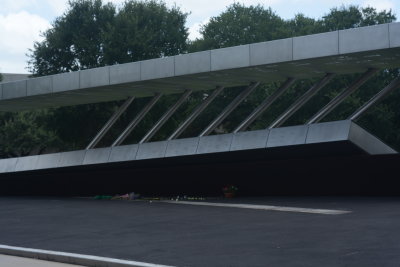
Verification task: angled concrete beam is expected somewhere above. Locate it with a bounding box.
[168,86,225,140]
[112,93,162,147]
[307,69,378,124]
[86,96,135,150]
[199,82,260,137]
[348,76,400,121]
[234,78,296,133]
[139,90,192,144]
[268,73,335,129]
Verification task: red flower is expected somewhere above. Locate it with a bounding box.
[222,185,238,193]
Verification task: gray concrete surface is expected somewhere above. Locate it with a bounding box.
[109,62,140,85]
[267,125,308,147]
[27,76,52,96]
[0,23,399,111]
[174,51,211,76]
[165,138,200,157]
[250,38,293,65]
[0,120,396,174]
[0,158,17,173]
[390,22,400,47]
[80,67,110,89]
[14,155,39,172]
[1,197,400,267]
[36,153,62,170]
[2,80,27,100]
[0,73,29,83]
[339,24,389,54]
[108,144,138,163]
[293,31,339,60]
[58,151,87,168]
[0,254,83,267]
[211,44,250,71]
[306,120,351,144]
[197,133,234,154]
[349,123,399,155]
[53,72,80,93]
[83,148,111,165]
[230,129,269,151]
[136,141,168,160]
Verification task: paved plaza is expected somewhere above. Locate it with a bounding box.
[1,196,400,266]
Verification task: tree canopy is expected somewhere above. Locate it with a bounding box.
[1,0,190,157]
[322,5,396,30]
[29,0,188,76]
[103,0,188,64]
[189,4,287,51]
[190,4,396,50]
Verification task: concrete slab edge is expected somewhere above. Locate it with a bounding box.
[0,244,176,267]
[348,122,398,155]
[0,120,396,174]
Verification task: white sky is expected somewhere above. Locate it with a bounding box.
[0,0,398,74]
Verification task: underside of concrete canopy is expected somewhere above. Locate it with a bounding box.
[0,23,400,111]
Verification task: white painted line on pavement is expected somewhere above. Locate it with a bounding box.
[0,244,176,267]
[161,200,351,215]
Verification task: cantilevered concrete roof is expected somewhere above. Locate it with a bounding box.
[0,23,400,111]
[0,120,395,175]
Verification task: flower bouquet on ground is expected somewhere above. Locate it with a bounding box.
[222,185,238,198]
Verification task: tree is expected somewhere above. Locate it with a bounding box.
[0,110,61,157]
[286,14,322,36]
[29,0,116,75]
[103,0,188,64]
[321,5,396,31]
[11,0,189,154]
[29,0,188,75]
[189,3,287,52]
[191,4,396,50]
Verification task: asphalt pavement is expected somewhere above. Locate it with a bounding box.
[0,196,399,267]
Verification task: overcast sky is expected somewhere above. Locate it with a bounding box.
[0,0,398,74]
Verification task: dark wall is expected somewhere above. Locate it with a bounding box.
[0,147,399,197]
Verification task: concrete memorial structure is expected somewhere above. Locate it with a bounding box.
[0,23,399,177]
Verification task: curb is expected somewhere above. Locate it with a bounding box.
[0,245,175,267]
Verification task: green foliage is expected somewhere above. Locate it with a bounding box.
[28,0,188,75]
[11,0,189,155]
[321,5,396,31]
[0,73,3,82]
[103,0,188,64]
[0,110,61,157]
[29,0,116,75]
[189,3,287,51]
[191,4,396,50]
[286,14,323,36]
